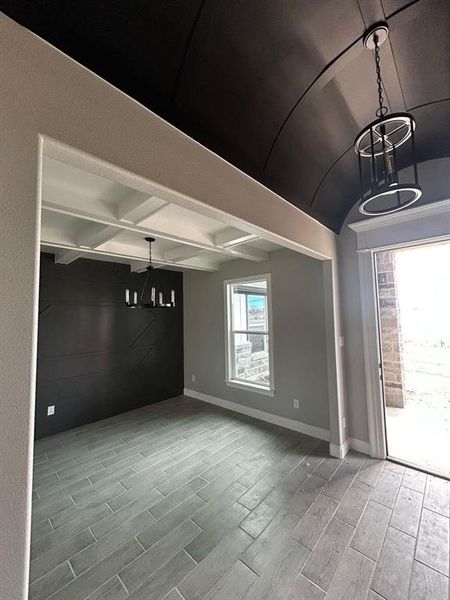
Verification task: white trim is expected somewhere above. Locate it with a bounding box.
[226,380,274,397]
[223,273,274,395]
[329,441,349,459]
[358,251,387,459]
[329,437,371,458]
[356,233,450,255]
[184,389,330,442]
[322,260,347,452]
[348,437,371,455]
[348,197,450,232]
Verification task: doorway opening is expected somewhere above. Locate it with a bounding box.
[375,241,450,479]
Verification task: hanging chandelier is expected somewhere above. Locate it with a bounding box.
[125,237,175,308]
[355,23,421,216]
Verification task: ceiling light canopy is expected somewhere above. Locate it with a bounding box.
[125,237,175,309]
[355,23,422,216]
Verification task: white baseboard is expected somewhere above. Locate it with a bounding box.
[329,440,350,459]
[348,437,370,455]
[329,437,370,458]
[184,389,330,442]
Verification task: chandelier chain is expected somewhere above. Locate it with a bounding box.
[373,34,388,118]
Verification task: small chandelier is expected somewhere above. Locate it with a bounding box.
[355,23,421,216]
[125,237,175,308]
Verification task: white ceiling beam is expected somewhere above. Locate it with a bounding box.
[129,261,148,273]
[226,245,268,262]
[54,250,84,265]
[77,224,118,249]
[164,245,203,263]
[214,227,259,248]
[43,199,221,253]
[42,240,218,272]
[117,193,168,223]
[42,200,265,263]
[77,196,169,249]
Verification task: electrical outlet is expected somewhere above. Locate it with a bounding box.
[342,416,347,429]
[47,405,55,416]
[339,336,345,347]
[191,374,196,383]
[293,399,299,409]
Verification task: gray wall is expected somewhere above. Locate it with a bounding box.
[184,248,330,432]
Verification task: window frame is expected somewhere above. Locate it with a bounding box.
[224,273,274,396]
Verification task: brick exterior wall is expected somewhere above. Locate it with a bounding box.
[376,251,405,408]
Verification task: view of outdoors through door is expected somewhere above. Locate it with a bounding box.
[375,241,450,479]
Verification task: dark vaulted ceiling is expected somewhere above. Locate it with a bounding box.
[2,0,450,232]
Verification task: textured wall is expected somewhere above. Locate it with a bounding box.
[184,249,330,433]
[36,254,183,439]
[375,251,405,408]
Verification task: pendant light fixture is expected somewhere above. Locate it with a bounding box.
[125,237,175,308]
[355,23,421,216]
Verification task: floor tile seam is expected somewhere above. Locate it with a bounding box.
[181,547,199,565]
[50,502,114,535]
[31,495,76,526]
[66,515,159,576]
[366,476,412,597]
[34,457,77,479]
[298,508,355,586]
[237,556,261,578]
[388,485,424,539]
[154,471,210,499]
[199,447,249,473]
[197,437,249,465]
[413,556,450,578]
[189,488,248,529]
[348,472,398,560]
[32,515,102,562]
[421,503,450,519]
[28,557,72,587]
[296,569,328,594]
[288,494,342,551]
[174,586,187,600]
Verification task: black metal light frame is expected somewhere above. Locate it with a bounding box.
[125,237,175,309]
[355,23,422,216]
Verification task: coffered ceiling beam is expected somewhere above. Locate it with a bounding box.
[42,200,268,262]
[164,245,203,263]
[226,245,267,262]
[77,224,118,249]
[54,250,85,265]
[77,195,169,249]
[117,193,168,223]
[214,227,259,248]
[42,240,218,272]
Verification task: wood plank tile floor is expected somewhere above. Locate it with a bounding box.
[30,396,450,600]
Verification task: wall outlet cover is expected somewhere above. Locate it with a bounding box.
[293,399,299,409]
[47,405,55,416]
[191,374,196,382]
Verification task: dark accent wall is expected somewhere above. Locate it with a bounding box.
[35,253,183,439]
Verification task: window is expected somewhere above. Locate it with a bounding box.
[225,275,273,395]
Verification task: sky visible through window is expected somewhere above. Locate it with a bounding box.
[395,241,450,345]
[248,295,265,311]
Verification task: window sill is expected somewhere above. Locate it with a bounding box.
[226,379,275,397]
